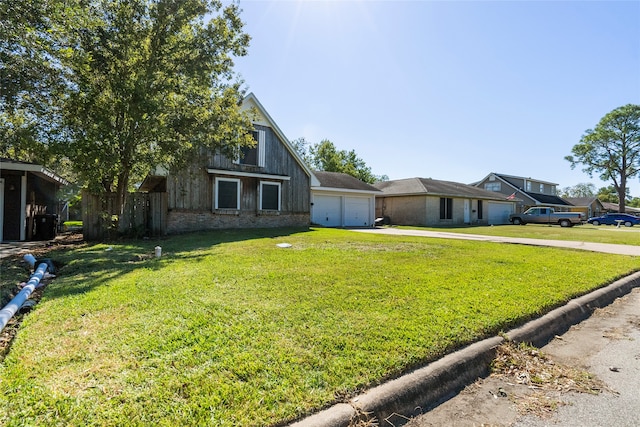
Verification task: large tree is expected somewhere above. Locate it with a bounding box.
[293,138,387,184]
[56,0,253,214]
[565,104,640,213]
[0,0,71,164]
[559,182,596,198]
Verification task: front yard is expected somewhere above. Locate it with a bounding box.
[0,227,638,426]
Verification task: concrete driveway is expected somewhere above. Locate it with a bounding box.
[352,227,640,256]
[0,240,55,260]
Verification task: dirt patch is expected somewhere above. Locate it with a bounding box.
[0,233,84,360]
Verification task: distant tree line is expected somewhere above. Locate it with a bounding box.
[292,138,388,184]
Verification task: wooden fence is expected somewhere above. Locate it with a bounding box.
[82,191,167,240]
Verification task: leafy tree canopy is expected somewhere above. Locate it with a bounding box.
[596,184,631,204]
[2,0,254,215]
[565,104,640,213]
[559,182,596,198]
[293,137,388,184]
[0,0,73,164]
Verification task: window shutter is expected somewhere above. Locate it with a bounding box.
[257,130,266,167]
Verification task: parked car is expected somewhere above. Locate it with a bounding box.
[587,213,640,227]
[509,207,583,227]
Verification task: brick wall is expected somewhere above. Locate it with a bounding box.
[166,209,310,234]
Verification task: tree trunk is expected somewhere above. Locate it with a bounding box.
[618,178,626,213]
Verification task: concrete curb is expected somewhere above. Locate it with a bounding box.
[506,271,640,347]
[288,271,640,427]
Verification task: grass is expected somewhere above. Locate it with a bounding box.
[62,220,83,231]
[400,223,640,245]
[0,227,638,426]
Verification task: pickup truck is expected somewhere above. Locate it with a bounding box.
[509,207,583,227]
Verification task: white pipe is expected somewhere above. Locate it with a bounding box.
[0,262,49,332]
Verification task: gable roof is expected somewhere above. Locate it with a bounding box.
[312,171,380,193]
[139,93,320,190]
[563,197,602,207]
[242,93,320,187]
[0,158,69,185]
[375,177,512,200]
[522,191,571,206]
[601,202,640,214]
[478,172,559,187]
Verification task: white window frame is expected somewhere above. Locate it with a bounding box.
[539,183,544,193]
[259,181,281,211]
[484,182,501,192]
[214,177,241,210]
[235,129,266,167]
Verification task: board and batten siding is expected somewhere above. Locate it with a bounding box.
[162,124,311,234]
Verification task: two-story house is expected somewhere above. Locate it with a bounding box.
[474,173,572,213]
[139,93,319,234]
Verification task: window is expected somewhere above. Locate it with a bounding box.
[539,183,544,193]
[237,130,266,167]
[484,182,501,192]
[526,181,532,192]
[260,181,281,211]
[477,200,483,220]
[215,178,240,210]
[440,197,453,220]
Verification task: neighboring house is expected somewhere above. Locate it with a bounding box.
[601,202,640,215]
[1,158,68,241]
[474,173,572,213]
[562,197,604,219]
[374,177,516,226]
[139,93,319,234]
[310,171,380,227]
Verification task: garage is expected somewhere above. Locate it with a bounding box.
[487,202,514,225]
[344,197,371,227]
[310,171,380,228]
[312,195,342,227]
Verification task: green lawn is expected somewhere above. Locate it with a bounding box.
[0,227,638,426]
[401,223,640,245]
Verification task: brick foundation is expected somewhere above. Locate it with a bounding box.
[166,209,310,234]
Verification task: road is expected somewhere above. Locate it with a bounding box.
[406,287,640,427]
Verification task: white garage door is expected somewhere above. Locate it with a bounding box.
[312,195,342,227]
[344,197,371,227]
[487,202,514,225]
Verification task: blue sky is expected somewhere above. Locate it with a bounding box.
[231,0,640,196]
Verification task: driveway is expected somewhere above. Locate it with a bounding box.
[353,227,640,256]
[0,240,55,260]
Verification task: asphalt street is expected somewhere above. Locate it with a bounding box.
[408,287,640,427]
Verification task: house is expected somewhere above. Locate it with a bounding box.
[374,177,516,226]
[139,93,319,234]
[310,171,380,227]
[1,158,68,241]
[474,173,572,213]
[562,197,604,219]
[601,202,640,215]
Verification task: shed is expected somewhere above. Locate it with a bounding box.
[1,158,68,241]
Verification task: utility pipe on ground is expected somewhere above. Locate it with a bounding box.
[0,255,50,333]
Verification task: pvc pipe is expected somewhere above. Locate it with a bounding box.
[23,254,36,268]
[0,262,48,333]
